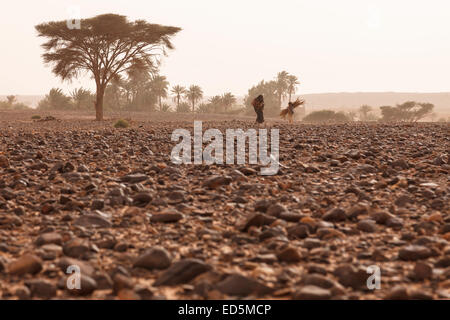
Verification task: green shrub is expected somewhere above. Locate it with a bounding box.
[114,119,130,128]
[31,115,41,119]
[303,110,350,123]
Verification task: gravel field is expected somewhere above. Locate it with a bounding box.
[0,110,448,300]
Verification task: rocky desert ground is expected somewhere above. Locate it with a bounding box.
[0,110,448,300]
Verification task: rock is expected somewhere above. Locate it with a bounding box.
[385,286,409,300]
[395,195,413,207]
[153,259,211,286]
[240,213,276,232]
[266,204,287,217]
[302,274,337,289]
[132,192,152,206]
[15,285,31,300]
[322,208,347,222]
[277,246,302,263]
[435,256,450,268]
[293,285,332,300]
[66,274,98,296]
[347,204,369,218]
[203,175,232,189]
[333,264,367,290]
[0,155,10,168]
[287,225,309,239]
[391,159,409,170]
[63,238,91,259]
[73,214,112,228]
[120,174,148,183]
[35,232,62,247]
[133,247,172,270]
[25,279,57,299]
[113,273,134,294]
[58,257,95,277]
[412,262,433,280]
[150,209,184,223]
[357,219,377,233]
[216,274,273,297]
[254,199,273,212]
[91,199,104,210]
[8,254,43,275]
[398,245,432,261]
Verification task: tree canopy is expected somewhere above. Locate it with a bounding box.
[35,14,181,120]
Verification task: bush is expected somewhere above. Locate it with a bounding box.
[303,110,350,123]
[113,119,130,128]
[31,115,41,119]
[380,101,434,122]
[176,102,191,113]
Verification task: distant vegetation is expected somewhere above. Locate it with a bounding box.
[245,71,302,116]
[379,101,434,122]
[303,110,350,123]
[0,95,31,110]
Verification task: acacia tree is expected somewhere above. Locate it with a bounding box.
[35,14,181,120]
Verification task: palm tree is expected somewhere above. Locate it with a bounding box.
[151,75,169,111]
[171,85,186,109]
[70,88,94,109]
[286,75,300,102]
[185,85,203,112]
[221,92,236,112]
[275,71,289,109]
[208,95,223,112]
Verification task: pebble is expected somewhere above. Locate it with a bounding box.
[153,259,211,286]
[293,285,332,300]
[216,274,273,297]
[133,247,172,270]
[7,254,43,275]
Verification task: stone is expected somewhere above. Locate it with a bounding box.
[357,219,377,233]
[25,279,57,299]
[216,274,273,297]
[133,247,172,270]
[120,174,148,183]
[8,254,43,275]
[240,213,276,232]
[63,238,91,259]
[66,274,97,296]
[150,209,184,223]
[398,245,432,261]
[333,264,367,290]
[412,262,433,280]
[73,214,112,228]
[153,259,211,286]
[277,246,302,263]
[35,232,62,247]
[293,285,332,300]
[203,175,232,189]
[322,208,347,222]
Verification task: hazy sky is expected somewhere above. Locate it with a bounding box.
[1,0,450,96]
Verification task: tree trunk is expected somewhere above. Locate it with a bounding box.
[159,96,162,111]
[192,100,195,113]
[95,85,105,121]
